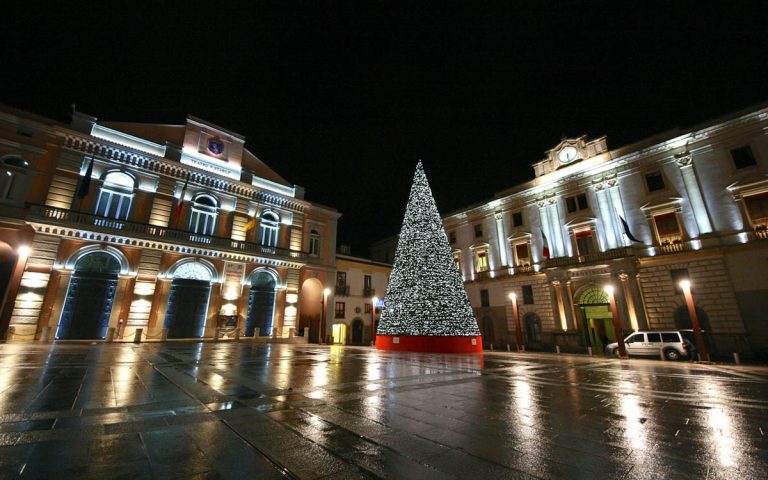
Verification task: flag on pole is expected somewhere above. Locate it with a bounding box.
[174,173,190,218]
[76,155,95,199]
[618,214,642,243]
[244,214,257,233]
[540,228,550,259]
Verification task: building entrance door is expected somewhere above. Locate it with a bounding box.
[164,279,211,338]
[351,319,363,344]
[577,287,615,353]
[245,272,275,336]
[332,323,346,344]
[57,252,121,340]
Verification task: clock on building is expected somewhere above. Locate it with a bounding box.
[558,146,578,164]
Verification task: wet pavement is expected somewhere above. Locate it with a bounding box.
[0,343,766,479]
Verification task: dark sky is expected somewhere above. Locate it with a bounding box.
[3,2,767,255]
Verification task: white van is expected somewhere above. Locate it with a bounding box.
[605,331,694,360]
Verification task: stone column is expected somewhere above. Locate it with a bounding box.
[238,284,251,332]
[37,269,61,331]
[494,212,508,267]
[0,250,30,340]
[566,280,579,331]
[547,203,565,257]
[147,279,170,331]
[675,152,713,235]
[551,281,568,331]
[619,273,639,332]
[594,182,618,250]
[206,283,223,337]
[117,276,137,328]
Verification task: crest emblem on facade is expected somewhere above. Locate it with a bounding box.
[207,137,224,155]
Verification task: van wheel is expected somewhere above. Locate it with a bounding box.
[612,348,619,356]
[664,349,680,361]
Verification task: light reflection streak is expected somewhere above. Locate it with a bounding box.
[617,380,647,450]
[702,381,738,467]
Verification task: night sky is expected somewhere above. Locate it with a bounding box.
[3,2,767,255]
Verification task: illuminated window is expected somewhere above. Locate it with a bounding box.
[474,249,489,273]
[364,303,371,313]
[652,212,683,245]
[744,192,768,232]
[260,211,279,246]
[566,193,589,213]
[189,195,217,235]
[309,229,320,255]
[512,242,531,267]
[452,250,462,272]
[645,171,665,192]
[95,172,135,220]
[731,146,757,170]
[334,302,345,318]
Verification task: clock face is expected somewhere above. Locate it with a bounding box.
[559,146,577,163]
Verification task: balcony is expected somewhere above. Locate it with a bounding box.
[545,247,634,268]
[754,225,768,240]
[658,241,687,254]
[363,287,375,298]
[335,285,350,296]
[27,204,306,261]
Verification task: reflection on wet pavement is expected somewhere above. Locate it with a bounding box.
[0,342,767,479]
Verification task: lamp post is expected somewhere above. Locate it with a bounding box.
[509,292,524,352]
[679,280,709,362]
[604,284,628,358]
[320,287,330,344]
[371,296,379,347]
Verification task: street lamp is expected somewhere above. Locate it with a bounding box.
[679,280,709,362]
[371,296,379,348]
[320,287,330,344]
[604,284,628,358]
[509,292,524,352]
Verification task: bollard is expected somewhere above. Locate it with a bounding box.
[133,328,143,344]
[39,326,52,343]
[660,347,665,361]
[507,344,511,352]
[253,327,260,339]
[555,345,561,355]
[234,329,240,341]
[303,327,309,338]
[490,344,494,351]
[588,346,593,356]
[733,352,741,364]
[105,327,116,342]
[289,328,295,338]
[161,329,168,341]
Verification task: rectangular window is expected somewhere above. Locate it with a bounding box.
[645,171,665,192]
[512,212,523,227]
[514,243,531,266]
[661,332,680,343]
[449,231,456,243]
[566,194,589,213]
[575,230,596,256]
[336,272,346,287]
[334,302,345,318]
[744,192,768,230]
[577,193,588,210]
[453,251,461,272]
[364,303,371,313]
[647,333,662,343]
[731,146,757,169]
[522,285,534,304]
[364,275,372,290]
[474,224,483,237]
[480,289,490,307]
[671,268,690,294]
[653,212,682,244]
[475,250,488,272]
[566,197,576,213]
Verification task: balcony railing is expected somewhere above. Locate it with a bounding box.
[363,287,375,297]
[335,285,350,296]
[754,225,768,240]
[545,247,634,268]
[658,241,687,254]
[27,204,306,260]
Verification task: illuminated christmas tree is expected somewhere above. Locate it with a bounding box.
[376,161,482,353]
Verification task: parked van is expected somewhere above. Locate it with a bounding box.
[605,331,696,361]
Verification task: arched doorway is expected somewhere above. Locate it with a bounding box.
[0,242,16,311]
[245,271,276,336]
[482,316,495,348]
[351,318,363,344]
[299,278,322,343]
[163,260,214,339]
[57,251,121,339]
[577,287,614,352]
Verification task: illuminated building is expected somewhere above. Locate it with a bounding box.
[372,103,768,356]
[0,105,340,342]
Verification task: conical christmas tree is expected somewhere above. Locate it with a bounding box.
[376,161,482,353]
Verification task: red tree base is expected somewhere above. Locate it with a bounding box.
[375,335,483,353]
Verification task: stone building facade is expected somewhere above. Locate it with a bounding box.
[0,105,340,343]
[373,103,768,357]
[332,253,391,345]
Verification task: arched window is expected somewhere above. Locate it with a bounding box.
[309,229,320,255]
[260,211,280,247]
[95,172,135,220]
[189,195,218,236]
